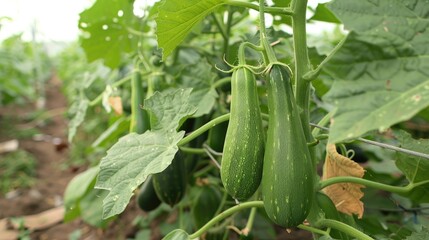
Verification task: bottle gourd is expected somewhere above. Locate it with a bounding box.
[221,66,265,200]
[261,64,314,227]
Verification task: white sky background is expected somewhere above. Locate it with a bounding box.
[0,0,332,42]
[0,0,156,42]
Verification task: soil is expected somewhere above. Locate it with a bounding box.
[0,75,140,240]
[0,75,312,240]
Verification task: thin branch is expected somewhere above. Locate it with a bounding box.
[310,123,429,160]
[203,143,223,156]
[204,147,222,169]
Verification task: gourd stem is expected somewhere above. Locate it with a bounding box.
[238,42,264,64]
[178,114,230,146]
[259,0,277,64]
[189,201,264,239]
[212,77,231,89]
[317,219,374,240]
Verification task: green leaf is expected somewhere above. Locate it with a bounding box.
[395,131,429,184]
[96,130,184,218]
[79,188,113,228]
[162,229,190,240]
[323,0,429,143]
[394,130,429,203]
[155,0,226,60]
[68,98,89,143]
[79,0,140,68]
[64,167,98,222]
[178,60,218,117]
[406,227,429,240]
[272,0,292,26]
[310,3,341,23]
[95,89,196,218]
[144,89,197,130]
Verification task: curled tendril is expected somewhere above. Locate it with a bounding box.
[223,54,236,68]
[214,64,235,73]
[347,149,356,159]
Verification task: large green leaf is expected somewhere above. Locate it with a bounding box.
[323,0,429,143]
[95,89,196,218]
[79,0,140,68]
[395,130,429,203]
[155,0,226,60]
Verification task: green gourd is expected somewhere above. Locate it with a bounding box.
[261,64,314,227]
[221,66,265,201]
[137,176,161,212]
[152,152,187,206]
[192,185,222,228]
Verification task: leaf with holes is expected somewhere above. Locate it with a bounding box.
[323,0,429,143]
[322,144,365,218]
[155,0,226,60]
[79,0,141,68]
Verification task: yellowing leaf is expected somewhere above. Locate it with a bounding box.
[322,144,365,218]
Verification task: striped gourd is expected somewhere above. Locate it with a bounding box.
[220,66,265,201]
[261,64,314,227]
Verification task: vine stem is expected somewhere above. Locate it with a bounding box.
[179,146,206,154]
[188,201,264,239]
[290,0,317,167]
[319,176,429,194]
[242,207,257,235]
[298,224,329,236]
[178,113,230,146]
[317,219,374,240]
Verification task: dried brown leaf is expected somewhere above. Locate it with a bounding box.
[109,96,123,115]
[322,144,365,218]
